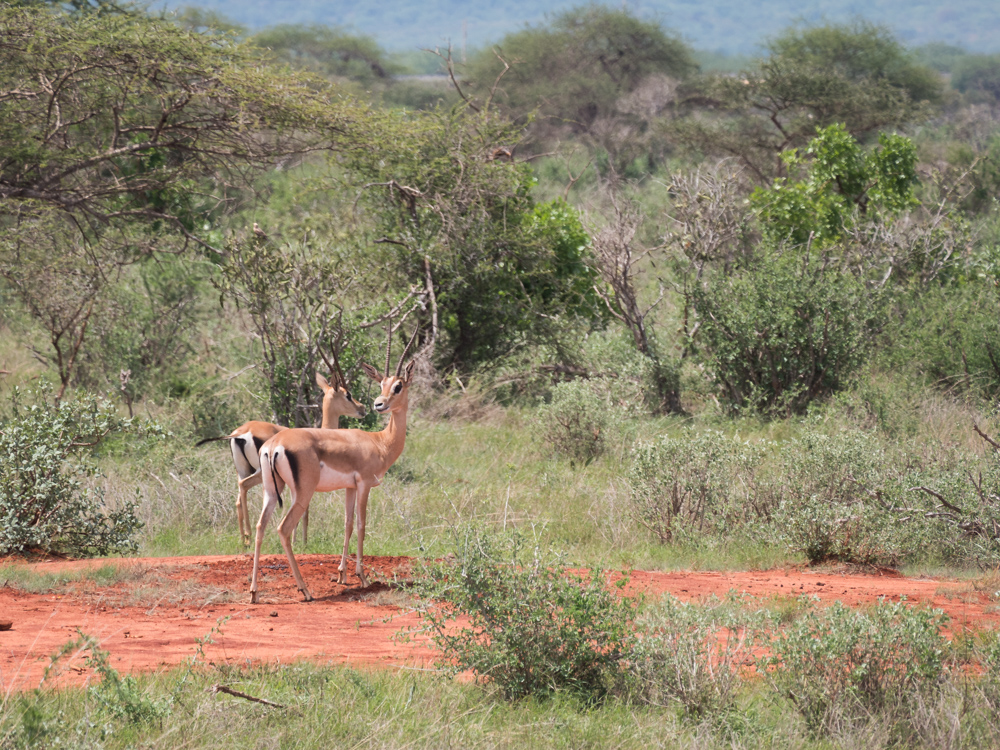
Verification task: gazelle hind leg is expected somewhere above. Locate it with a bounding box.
[292,506,309,547]
[249,476,281,604]
[337,488,356,585]
[277,499,313,601]
[237,471,262,546]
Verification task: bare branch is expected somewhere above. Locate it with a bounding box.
[209,684,291,711]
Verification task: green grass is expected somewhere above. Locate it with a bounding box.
[3,623,999,749]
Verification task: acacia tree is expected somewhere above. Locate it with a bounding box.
[671,22,942,182]
[588,196,682,413]
[465,6,695,168]
[0,5,368,395]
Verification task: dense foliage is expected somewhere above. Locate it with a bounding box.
[411,527,637,701]
[0,389,155,557]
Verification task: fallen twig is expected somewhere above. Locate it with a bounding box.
[208,684,293,711]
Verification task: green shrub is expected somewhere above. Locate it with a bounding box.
[409,527,637,702]
[764,599,948,735]
[694,247,885,415]
[627,431,769,543]
[882,279,1000,399]
[0,388,154,557]
[536,378,625,463]
[628,594,765,718]
[769,429,901,565]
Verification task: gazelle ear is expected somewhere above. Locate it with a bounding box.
[316,372,334,391]
[360,362,383,383]
[403,360,416,383]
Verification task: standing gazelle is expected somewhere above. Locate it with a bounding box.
[197,372,366,546]
[249,329,418,603]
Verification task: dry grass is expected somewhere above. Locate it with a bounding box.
[0,561,241,609]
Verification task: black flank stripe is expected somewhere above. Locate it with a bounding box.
[269,451,283,509]
[285,450,299,492]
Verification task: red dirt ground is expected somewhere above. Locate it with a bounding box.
[1,555,997,694]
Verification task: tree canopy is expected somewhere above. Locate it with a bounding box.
[465,6,695,152]
[0,6,366,250]
[673,21,942,182]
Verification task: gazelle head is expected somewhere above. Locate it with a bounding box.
[361,325,419,415]
[316,372,366,423]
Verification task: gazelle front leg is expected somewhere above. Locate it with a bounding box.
[249,482,279,604]
[354,485,371,588]
[337,488,357,585]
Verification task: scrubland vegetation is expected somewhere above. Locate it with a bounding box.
[3,0,1000,746]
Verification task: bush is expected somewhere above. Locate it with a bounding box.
[882,279,1000,399]
[763,598,948,736]
[0,388,154,557]
[694,246,885,415]
[628,431,769,543]
[536,378,625,463]
[409,527,637,702]
[770,429,900,565]
[628,594,764,718]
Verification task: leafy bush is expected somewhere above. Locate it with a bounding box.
[628,431,769,543]
[770,429,900,565]
[82,633,172,725]
[410,527,637,702]
[536,378,625,463]
[0,388,154,557]
[882,279,1000,399]
[951,53,1000,102]
[694,246,885,415]
[763,599,948,735]
[628,594,764,718]
[751,124,918,248]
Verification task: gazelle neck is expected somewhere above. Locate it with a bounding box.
[320,408,342,429]
[379,392,409,463]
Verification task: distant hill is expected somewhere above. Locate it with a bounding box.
[152,0,1000,55]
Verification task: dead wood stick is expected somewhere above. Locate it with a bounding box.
[909,486,964,513]
[209,684,290,710]
[974,423,1000,451]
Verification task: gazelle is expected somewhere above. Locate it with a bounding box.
[196,372,366,546]
[249,328,419,603]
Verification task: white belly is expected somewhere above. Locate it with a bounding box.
[316,462,357,492]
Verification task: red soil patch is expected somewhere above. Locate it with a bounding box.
[0,554,427,696]
[0,556,997,694]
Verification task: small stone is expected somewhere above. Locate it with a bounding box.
[269,611,278,617]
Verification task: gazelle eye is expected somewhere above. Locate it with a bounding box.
[393,382,402,394]
[345,391,352,401]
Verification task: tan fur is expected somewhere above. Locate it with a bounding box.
[250,360,415,603]
[226,373,365,546]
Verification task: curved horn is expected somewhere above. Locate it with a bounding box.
[318,347,339,388]
[384,319,392,377]
[329,343,348,390]
[395,326,420,377]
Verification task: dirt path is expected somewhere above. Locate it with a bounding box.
[0,555,996,694]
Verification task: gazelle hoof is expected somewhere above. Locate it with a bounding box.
[250,591,259,604]
[300,588,313,602]
[335,571,347,585]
